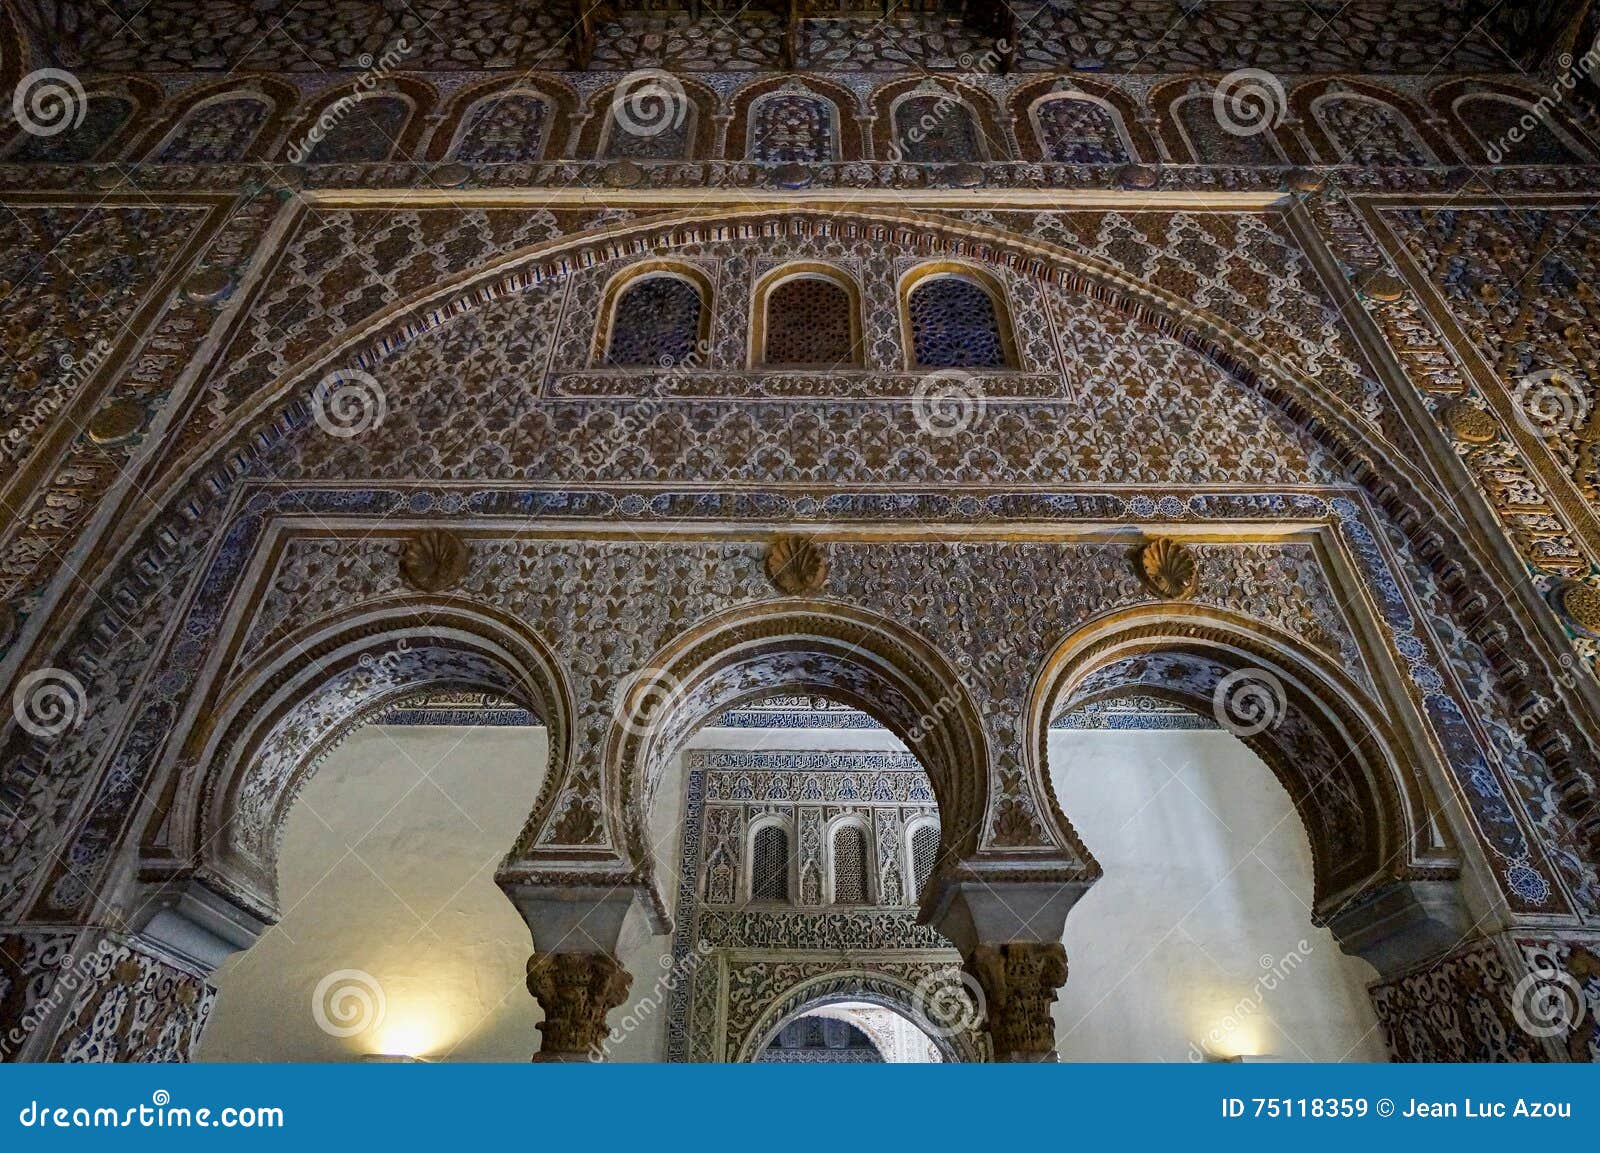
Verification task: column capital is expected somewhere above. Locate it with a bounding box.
[1325,878,1472,979]
[525,952,633,1061]
[967,941,1069,1062]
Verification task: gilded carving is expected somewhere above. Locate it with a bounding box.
[1136,537,1199,600]
[764,535,829,595]
[86,399,147,446]
[1443,400,1500,445]
[525,952,633,1060]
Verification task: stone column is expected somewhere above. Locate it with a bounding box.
[525,952,633,1061]
[501,883,644,1061]
[929,872,1092,1062]
[966,942,1070,1062]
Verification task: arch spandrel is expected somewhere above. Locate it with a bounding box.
[1030,604,1462,921]
[506,599,1091,918]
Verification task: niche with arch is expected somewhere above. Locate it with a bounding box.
[752,265,863,369]
[902,266,1016,370]
[596,264,712,368]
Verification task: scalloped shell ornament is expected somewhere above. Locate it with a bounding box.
[765,534,829,595]
[1137,537,1199,601]
[399,529,469,593]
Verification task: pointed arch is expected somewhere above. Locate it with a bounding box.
[130,77,299,163]
[729,75,861,162]
[872,76,1008,162]
[427,75,578,161]
[1290,77,1452,165]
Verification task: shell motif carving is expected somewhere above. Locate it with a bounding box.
[399,529,469,593]
[1136,537,1199,601]
[765,534,829,595]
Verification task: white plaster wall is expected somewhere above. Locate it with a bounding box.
[201,721,1383,1061]
[1049,727,1386,1062]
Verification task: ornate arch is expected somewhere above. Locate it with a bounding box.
[0,75,161,162]
[277,75,437,162]
[147,599,572,920]
[728,74,861,161]
[1148,76,1292,165]
[425,76,579,162]
[1429,77,1598,164]
[522,600,1004,894]
[871,76,1009,162]
[1008,76,1150,163]
[1289,77,1453,165]
[576,74,716,161]
[128,76,300,162]
[735,968,985,1063]
[1031,604,1461,921]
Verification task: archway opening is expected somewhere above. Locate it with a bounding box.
[200,684,551,1062]
[1038,638,1401,1061]
[756,1001,945,1064]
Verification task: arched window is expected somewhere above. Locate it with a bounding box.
[603,272,707,367]
[910,822,940,901]
[751,824,790,903]
[1311,96,1433,166]
[1032,95,1131,164]
[449,92,550,163]
[156,97,270,163]
[302,94,410,164]
[906,273,1012,369]
[759,272,860,367]
[1455,95,1590,164]
[1174,94,1280,165]
[892,92,984,163]
[748,89,839,164]
[7,95,132,162]
[831,825,869,904]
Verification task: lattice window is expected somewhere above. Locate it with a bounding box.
[157,99,269,163]
[1313,97,1432,166]
[911,823,940,900]
[1034,97,1129,164]
[303,95,410,164]
[832,825,868,904]
[750,92,838,163]
[908,276,1009,369]
[1176,96,1279,165]
[451,94,549,163]
[751,825,789,902]
[1459,97,1588,164]
[763,276,857,367]
[605,275,705,367]
[893,94,983,163]
[8,96,132,162]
